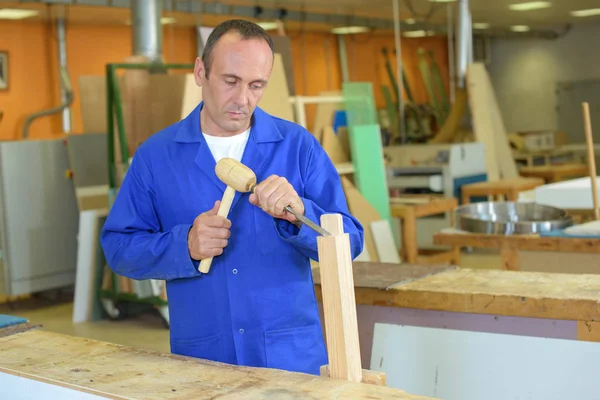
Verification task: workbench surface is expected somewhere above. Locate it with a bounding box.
[0,326,431,400]
[314,263,600,321]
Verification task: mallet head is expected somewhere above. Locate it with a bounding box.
[215,158,257,193]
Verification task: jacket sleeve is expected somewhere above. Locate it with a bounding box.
[100,149,201,281]
[274,135,365,261]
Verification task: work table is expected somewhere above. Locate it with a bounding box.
[313,262,600,322]
[0,323,431,400]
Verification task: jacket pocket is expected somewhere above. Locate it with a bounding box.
[171,333,223,363]
[264,324,327,375]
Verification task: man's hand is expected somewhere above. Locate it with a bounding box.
[188,200,231,260]
[249,175,304,223]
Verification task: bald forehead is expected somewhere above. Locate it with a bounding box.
[213,31,272,56]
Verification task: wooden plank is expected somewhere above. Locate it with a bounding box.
[0,330,431,400]
[317,214,362,382]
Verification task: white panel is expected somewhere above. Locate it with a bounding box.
[535,177,600,209]
[1,371,107,399]
[370,220,401,263]
[370,323,600,400]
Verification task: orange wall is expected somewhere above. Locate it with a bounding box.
[0,20,196,140]
[0,20,449,140]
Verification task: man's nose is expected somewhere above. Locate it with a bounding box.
[233,85,249,106]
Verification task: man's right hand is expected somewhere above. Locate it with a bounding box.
[188,200,231,260]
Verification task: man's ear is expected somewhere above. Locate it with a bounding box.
[193,57,205,87]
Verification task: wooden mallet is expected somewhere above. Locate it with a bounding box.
[199,158,332,273]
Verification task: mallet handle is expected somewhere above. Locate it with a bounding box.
[198,185,236,274]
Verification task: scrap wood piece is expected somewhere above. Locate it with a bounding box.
[317,214,362,382]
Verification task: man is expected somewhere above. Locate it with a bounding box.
[100,19,364,375]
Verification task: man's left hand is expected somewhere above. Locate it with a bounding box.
[249,175,304,223]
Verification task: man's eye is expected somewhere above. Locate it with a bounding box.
[251,84,264,90]
[226,80,236,85]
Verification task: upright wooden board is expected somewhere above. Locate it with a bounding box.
[317,214,362,382]
[467,63,518,180]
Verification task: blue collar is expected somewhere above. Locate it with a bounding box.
[174,101,284,144]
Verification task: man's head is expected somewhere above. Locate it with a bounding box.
[194,19,274,136]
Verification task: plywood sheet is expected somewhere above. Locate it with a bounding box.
[341,176,380,262]
[321,126,350,164]
[271,35,296,96]
[467,63,518,180]
[0,330,430,400]
[259,53,294,122]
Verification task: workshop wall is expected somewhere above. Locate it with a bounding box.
[0,20,449,140]
[489,23,600,138]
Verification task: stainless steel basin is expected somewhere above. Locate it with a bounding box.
[454,201,573,235]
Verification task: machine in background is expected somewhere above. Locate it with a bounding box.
[384,142,487,248]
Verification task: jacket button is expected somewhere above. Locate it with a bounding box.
[232,269,238,274]
[239,328,244,334]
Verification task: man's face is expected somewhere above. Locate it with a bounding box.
[194,32,273,136]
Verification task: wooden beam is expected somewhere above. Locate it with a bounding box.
[317,214,362,382]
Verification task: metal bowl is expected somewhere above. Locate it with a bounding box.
[454,201,573,235]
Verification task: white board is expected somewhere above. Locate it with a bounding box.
[370,323,600,400]
[1,371,106,399]
[534,177,600,209]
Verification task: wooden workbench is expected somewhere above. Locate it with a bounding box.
[433,229,600,273]
[0,323,429,400]
[312,262,600,373]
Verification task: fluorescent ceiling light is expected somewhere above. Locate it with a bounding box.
[331,26,369,34]
[0,8,39,19]
[126,17,176,25]
[473,22,490,29]
[257,21,279,30]
[405,18,416,24]
[571,8,600,17]
[509,2,551,11]
[403,30,435,37]
[511,25,530,31]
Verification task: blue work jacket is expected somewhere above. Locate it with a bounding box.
[100,102,365,375]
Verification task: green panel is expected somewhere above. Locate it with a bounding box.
[347,124,391,224]
[342,82,391,229]
[343,82,378,126]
